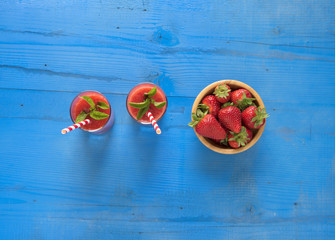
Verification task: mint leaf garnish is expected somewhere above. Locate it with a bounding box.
[153,101,166,109]
[128,99,150,109]
[97,101,109,110]
[89,110,109,120]
[144,87,157,98]
[137,104,150,120]
[74,95,110,124]
[75,111,88,123]
[81,96,95,109]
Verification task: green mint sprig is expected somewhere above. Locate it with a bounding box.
[128,87,166,120]
[75,96,110,123]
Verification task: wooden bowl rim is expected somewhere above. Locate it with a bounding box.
[191,80,265,154]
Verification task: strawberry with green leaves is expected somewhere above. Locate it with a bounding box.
[213,83,231,103]
[228,126,253,148]
[218,106,242,133]
[189,108,226,140]
[231,89,255,110]
[242,106,269,129]
[201,95,221,118]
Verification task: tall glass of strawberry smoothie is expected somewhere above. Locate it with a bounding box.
[70,91,114,134]
[126,83,167,124]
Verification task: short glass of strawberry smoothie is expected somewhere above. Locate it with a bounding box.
[70,91,114,134]
[126,83,167,124]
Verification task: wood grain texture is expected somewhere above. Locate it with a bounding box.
[1,0,335,239]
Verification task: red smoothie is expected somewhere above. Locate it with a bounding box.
[70,91,112,132]
[127,83,167,124]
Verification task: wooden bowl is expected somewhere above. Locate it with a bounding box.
[191,80,266,154]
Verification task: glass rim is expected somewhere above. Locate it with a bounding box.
[126,82,168,124]
[70,90,112,132]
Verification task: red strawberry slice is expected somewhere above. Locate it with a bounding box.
[242,106,269,129]
[189,113,226,140]
[218,106,242,133]
[213,83,231,103]
[228,126,253,148]
[201,95,221,118]
[231,89,255,110]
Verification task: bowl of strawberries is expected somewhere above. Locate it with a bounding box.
[189,80,269,154]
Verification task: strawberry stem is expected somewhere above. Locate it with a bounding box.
[188,104,208,128]
[252,107,269,127]
[237,92,255,111]
[222,102,235,108]
[220,136,229,146]
[213,84,231,99]
[228,126,249,147]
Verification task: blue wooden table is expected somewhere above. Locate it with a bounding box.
[1,0,335,239]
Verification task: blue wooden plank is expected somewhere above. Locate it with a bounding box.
[1,44,334,104]
[1,88,335,239]
[1,0,335,239]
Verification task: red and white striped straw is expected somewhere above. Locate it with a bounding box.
[61,119,91,134]
[146,111,161,134]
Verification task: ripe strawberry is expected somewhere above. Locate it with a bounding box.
[231,89,255,110]
[211,126,229,146]
[218,106,242,133]
[228,126,253,148]
[212,127,229,145]
[213,83,231,103]
[242,106,269,129]
[201,95,221,118]
[189,113,226,140]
